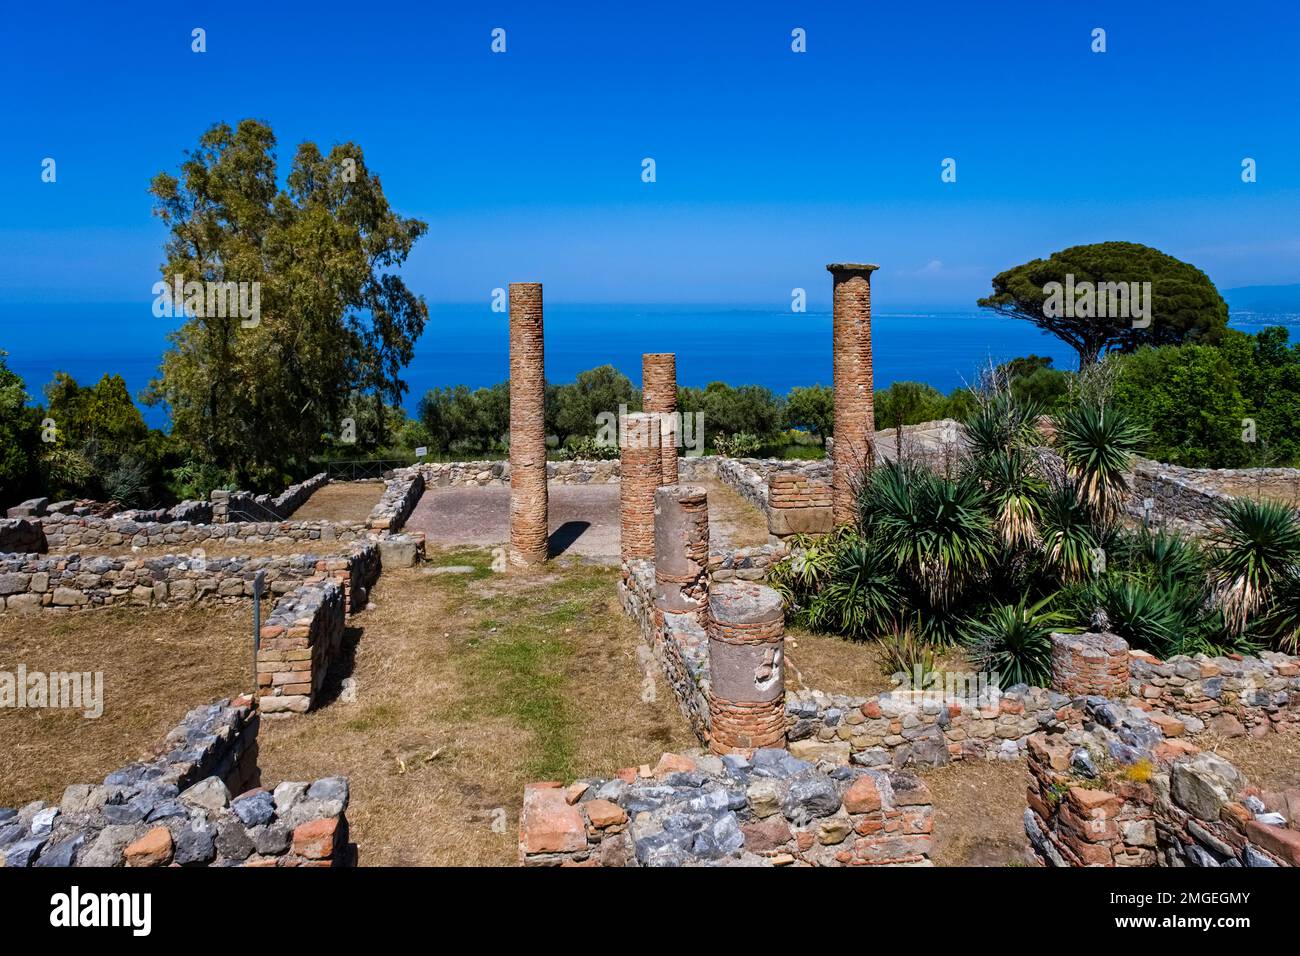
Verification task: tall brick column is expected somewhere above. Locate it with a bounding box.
[654,484,710,621]
[509,282,548,566]
[642,353,679,485]
[827,263,879,525]
[707,582,787,753]
[620,412,661,564]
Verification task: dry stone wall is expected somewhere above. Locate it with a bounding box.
[0,697,352,868]
[257,581,346,714]
[212,472,329,523]
[40,513,371,553]
[0,544,380,614]
[1129,649,1300,736]
[519,748,932,867]
[367,468,424,531]
[0,518,46,554]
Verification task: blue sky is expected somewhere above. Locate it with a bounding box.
[1,0,1298,311]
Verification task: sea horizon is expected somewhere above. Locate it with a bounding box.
[3,300,1297,431]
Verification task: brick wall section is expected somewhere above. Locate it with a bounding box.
[518,749,932,867]
[509,282,549,566]
[767,473,834,538]
[0,697,354,868]
[642,352,679,485]
[257,581,346,714]
[619,413,661,564]
[1050,631,1130,697]
[707,582,788,753]
[827,262,878,525]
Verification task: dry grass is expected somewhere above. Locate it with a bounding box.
[784,626,972,699]
[1204,732,1300,792]
[0,604,251,808]
[698,477,769,548]
[918,758,1034,866]
[290,481,383,522]
[255,547,694,866]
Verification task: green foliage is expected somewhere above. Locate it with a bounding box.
[713,432,763,458]
[551,366,639,446]
[784,384,833,442]
[558,436,618,461]
[806,539,903,639]
[679,381,782,445]
[859,461,996,610]
[145,119,428,488]
[978,241,1229,366]
[1208,497,1300,634]
[418,383,510,455]
[965,595,1067,688]
[1038,482,1100,583]
[0,351,38,505]
[878,620,938,683]
[1053,401,1145,526]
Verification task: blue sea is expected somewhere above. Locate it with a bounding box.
[1,302,1297,430]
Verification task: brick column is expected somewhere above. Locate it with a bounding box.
[642,353,679,485]
[1050,632,1130,696]
[654,484,710,621]
[707,582,787,753]
[827,263,879,526]
[619,412,661,564]
[509,282,548,566]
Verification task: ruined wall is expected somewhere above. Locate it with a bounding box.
[519,748,932,867]
[257,581,346,714]
[367,468,424,532]
[40,514,371,553]
[0,544,380,614]
[0,697,352,868]
[213,472,329,523]
[0,518,45,554]
[1129,650,1300,736]
[767,473,834,538]
[1024,697,1298,867]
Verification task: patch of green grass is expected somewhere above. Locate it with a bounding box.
[342,701,401,733]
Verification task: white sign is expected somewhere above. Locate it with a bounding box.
[415,447,428,458]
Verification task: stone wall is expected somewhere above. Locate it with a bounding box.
[257,581,346,714]
[0,697,352,867]
[0,544,380,614]
[1051,631,1130,697]
[1024,696,1298,867]
[707,542,789,583]
[368,467,424,532]
[40,513,371,553]
[518,748,932,867]
[0,518,46,554]
[1127,458,1300,535]
[1129,649,1300,736]
[212,472,329,523]
[121,499,213,525]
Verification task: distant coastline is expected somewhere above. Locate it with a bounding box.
[2,301,1297,431]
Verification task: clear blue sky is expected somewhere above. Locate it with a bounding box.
[1,0,1297,310]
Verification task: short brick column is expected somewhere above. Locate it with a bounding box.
[509,282,548,566]
[827,263,879,526]
[707,582,787,753]
[654,484,710,620]
[1050,632,1130,696]
[767,473,834,538]
[620,412,661,564]
[642,353,679,485]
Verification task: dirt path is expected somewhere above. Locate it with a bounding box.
[290,481,383,522]
[254,548,695,866]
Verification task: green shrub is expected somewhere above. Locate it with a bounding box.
[965,595,1067,688]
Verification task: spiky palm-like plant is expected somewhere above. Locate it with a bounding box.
[877,618,939,684]
[806,540,903,639]
[1258,568,1300,654]
[974,448,1047,550]
[1209,497,1300,634]
[1052,401,1145,526]
[1087,575,1181,657]
[1039,482,1099,583]
[963,392,1044,459]
[860,461,995,609]
[965,595,1068,689]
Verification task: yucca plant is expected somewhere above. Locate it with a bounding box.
[963,392,1044,459]
[1257,568,1300,654]
[1209,497,1300,634]
[768,532,839,615]
[860,462,995,609]
[1087,575,1182,657]
[1052,401,1145,526]
[806,540,903,639]
[877,618,939,684]
[1038,481,1100,583]
[965,595,1068,689]
[973,448,1047,550]
[1118,527,1207,590]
